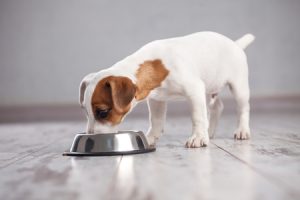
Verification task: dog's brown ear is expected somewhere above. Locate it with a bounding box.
[106,76,136,113]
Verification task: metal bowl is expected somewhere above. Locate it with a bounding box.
[63,130,155,156]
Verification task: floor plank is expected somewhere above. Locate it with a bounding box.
[108,137,293,200]
[0,103,300,200]
[0,134,122,200]
[0,122,84,168]
[212,111,300,198]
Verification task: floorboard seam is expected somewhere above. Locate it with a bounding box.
[0,135,67,169]
[257,128,300,146]
[211,141,300,198]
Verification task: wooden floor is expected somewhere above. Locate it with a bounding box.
[1,101,300,200]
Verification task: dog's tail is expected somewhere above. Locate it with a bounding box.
[235,34,255,50]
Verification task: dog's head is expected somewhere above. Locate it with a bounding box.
[79,73,137,133]
[79,59,169,133]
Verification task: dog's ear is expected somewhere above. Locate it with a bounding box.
[106,76,136,113]
[79,73,96,107]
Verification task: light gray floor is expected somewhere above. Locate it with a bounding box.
[1,102,300,200]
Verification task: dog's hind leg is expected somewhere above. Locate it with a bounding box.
[208,94,224,139]
[146,98,167,146]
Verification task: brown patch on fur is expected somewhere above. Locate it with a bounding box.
[135,59,169,100]
[91,76,136,125]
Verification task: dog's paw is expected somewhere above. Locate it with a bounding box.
[234,128,251,140]
[185,135,209,148]
[146,134,158,147]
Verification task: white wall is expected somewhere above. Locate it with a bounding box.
[0,0,299,106]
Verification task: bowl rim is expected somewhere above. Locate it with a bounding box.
[63,148,155,156]
[63,130,156,156]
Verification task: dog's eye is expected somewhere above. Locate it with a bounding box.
[95,108,110,119]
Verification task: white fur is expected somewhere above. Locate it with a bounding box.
[80,31,254,147]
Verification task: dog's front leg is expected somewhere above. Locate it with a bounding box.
[185,83,209,147]
[146,98,167,146]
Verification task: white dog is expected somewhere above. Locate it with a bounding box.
[79,32,254,148]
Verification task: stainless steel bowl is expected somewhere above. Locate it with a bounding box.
[63,130,155,156]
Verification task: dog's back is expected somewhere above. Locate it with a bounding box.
[140,32,253,95]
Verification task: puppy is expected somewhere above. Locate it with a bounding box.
[79,32,254,148]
